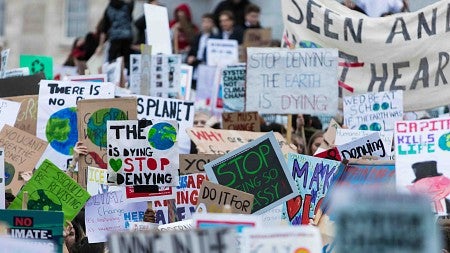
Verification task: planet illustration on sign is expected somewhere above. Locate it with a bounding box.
[28,189,63,211]
[148,122,177,150]
[4,162,15,186]
[439,132,450,151]
[46,107,78,155]
[87,108,128,148]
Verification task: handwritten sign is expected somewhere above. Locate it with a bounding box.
[4,95,38,135]
[198,180,254,214]
[343,91,403,131]
[335,129,393,160]
[179,154,222,175]
[204,132,297,214]
[77,98,137,187]
[0,209,64,253]
[85,189,147,243]
[8,159,90,223]
[158,219,193,231]
[20,54,53,79]
[337,132,388,160]
[246,48,338,115]
[176,173,206,221]
[107,120,179,187]
[222,111,260,132]
[128,222,159,231]
[0,99,20,131]
[282,154,344,225]
[87,166,121,196]
[0,125,48,195]
[222,64,246,112]
[207,39,239,66]
[37,80,115,171]
[136,95,194,154]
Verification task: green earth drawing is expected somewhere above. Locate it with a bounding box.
[148,122,177,150]
[4,162,14,186]
[87,108,128,148]
[28,189,63,211]
[46,107,78,155]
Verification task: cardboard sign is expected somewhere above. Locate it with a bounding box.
[0,98,20,131]
[144,3,172,55]
[77,98,137,187]
[395,117,450,214]
[204,132,297,214]
[337,132,388,160]
[333,191,439,253]
[136,95,195,154]
[4,95,38,135]
[158,219,193,231]
[106,120,179,187]
[243,28,273,48]
[66,74,108,82]
[8,159,90,223]
[207,39,239,66]
[179,154,222,175]
[179,64,193,100]
[198,180,254,214]
[150,54,181,98]
[0,125,48,195]
[187,127,296,155]
[0,209,64,253]
[246,47,338,115]
[222,63,246,112]
[343,91,403,131]
[0,73,43,97]
[241,226,322,253]
[335,129,394,160]
[85,189,147,243]
[86,166,121,196]
[0,148,4,209]
[108,228,237,253]
[37,80,115,171]
[129,54,141,94]
[176,173,206,221]
[319,118,341,151]
[222,111,260,132]
[282,154,344,225]
[20,54,53,79]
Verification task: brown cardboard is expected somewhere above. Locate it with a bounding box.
[77,97,137,188]
[241,28,273,61]
[4,95,38,135]
[320,118,341,150]
[222,111,260,132]
[198,180,254,214]
[179,154,222,175]
[0,125,48,195]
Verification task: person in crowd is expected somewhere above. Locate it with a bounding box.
[242,4,262,30]
[307,131,324,156]
[67,142,88,178]
[342,0,366,14]
[99,0,134,71]
[64,209,105,253]
[132,0,160,52]
[63,38,88,75]
[170,3,198,56]
[213,0,252,28]
[212,11,244,44]
[294,114,320,145]
[292,133,306,154]
[187,13,218,67]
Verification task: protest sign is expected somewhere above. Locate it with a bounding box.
[85,189,147,243]
[222,111,260,132]
[193,213,262,231]
[102,57,123,86]
[282,0,450,112]
[179,64,193,100]
[128,222,159,231]
[241,226,322,253]
[204,132,297,214]
[198,180,254,214]
[129,54,141,94]
[179,154,222,175]
[0,48,10,78]
[187,127,296,155]
[259,204,284,226]
[333,190,439,253]
[20,54,52,79]
[196,65,222,111]
[87,166,121,196]
[176,173,206,221]
[153,199,171,224]
[150,54,181,98]
[0,237,54,253]
[337,132,388,160]
[0,73,43,97]
[37,80,115,171]
[222,63,246,112]
[0,98,20,131]
[243,28,272,48]
[0,125,47,195]
[207,39,239,66]
[108,227,237,253]
[106,119,179,187]
[140,45,152,95]
[282,154,344,225]
[8,159,90,223]
[158,219,193,231]
[319,118,341,151]
[127,185,176,203]
[338,160,396,187]
[77,97,137,187]
[335,128,394,159]
[66,74,107,82]
[343,91,403,131]
[4,95,38,135]
[246,47,338,115]
[144,3,172,55]
[395,117,450,214]
[0,148,4,209]
[0,209,64,253]
[3,67,30,78]
[136,95,194,154]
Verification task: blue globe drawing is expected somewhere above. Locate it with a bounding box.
[46,107,78,155]
[148,122,177,150]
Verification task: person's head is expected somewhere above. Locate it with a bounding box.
[174,4,192,23]
[296,114,305,129]
[292,134,306,154]
[201,13,215,33]
[194,111,211,128]
[245,4,261,27]
[219,11,235,32]
[308,131,324,155]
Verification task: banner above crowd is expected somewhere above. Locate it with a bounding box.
[282,0,450,111]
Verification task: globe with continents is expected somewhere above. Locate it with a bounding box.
[87,108,128,148]
[46,107,78,155]
[148,122,177,150]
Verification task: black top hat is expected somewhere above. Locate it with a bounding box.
[411,161,442,183]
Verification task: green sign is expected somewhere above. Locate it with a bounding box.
[20,54,53,79]
[0,209,64,253]
[8,159,90,223]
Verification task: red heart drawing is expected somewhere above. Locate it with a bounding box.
[286,196,302,221]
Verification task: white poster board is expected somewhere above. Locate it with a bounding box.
[144,3,172,55]
[0,99,21,131]
[335,129,394,160]
[207,39,239,66]
[222,63,246,112]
